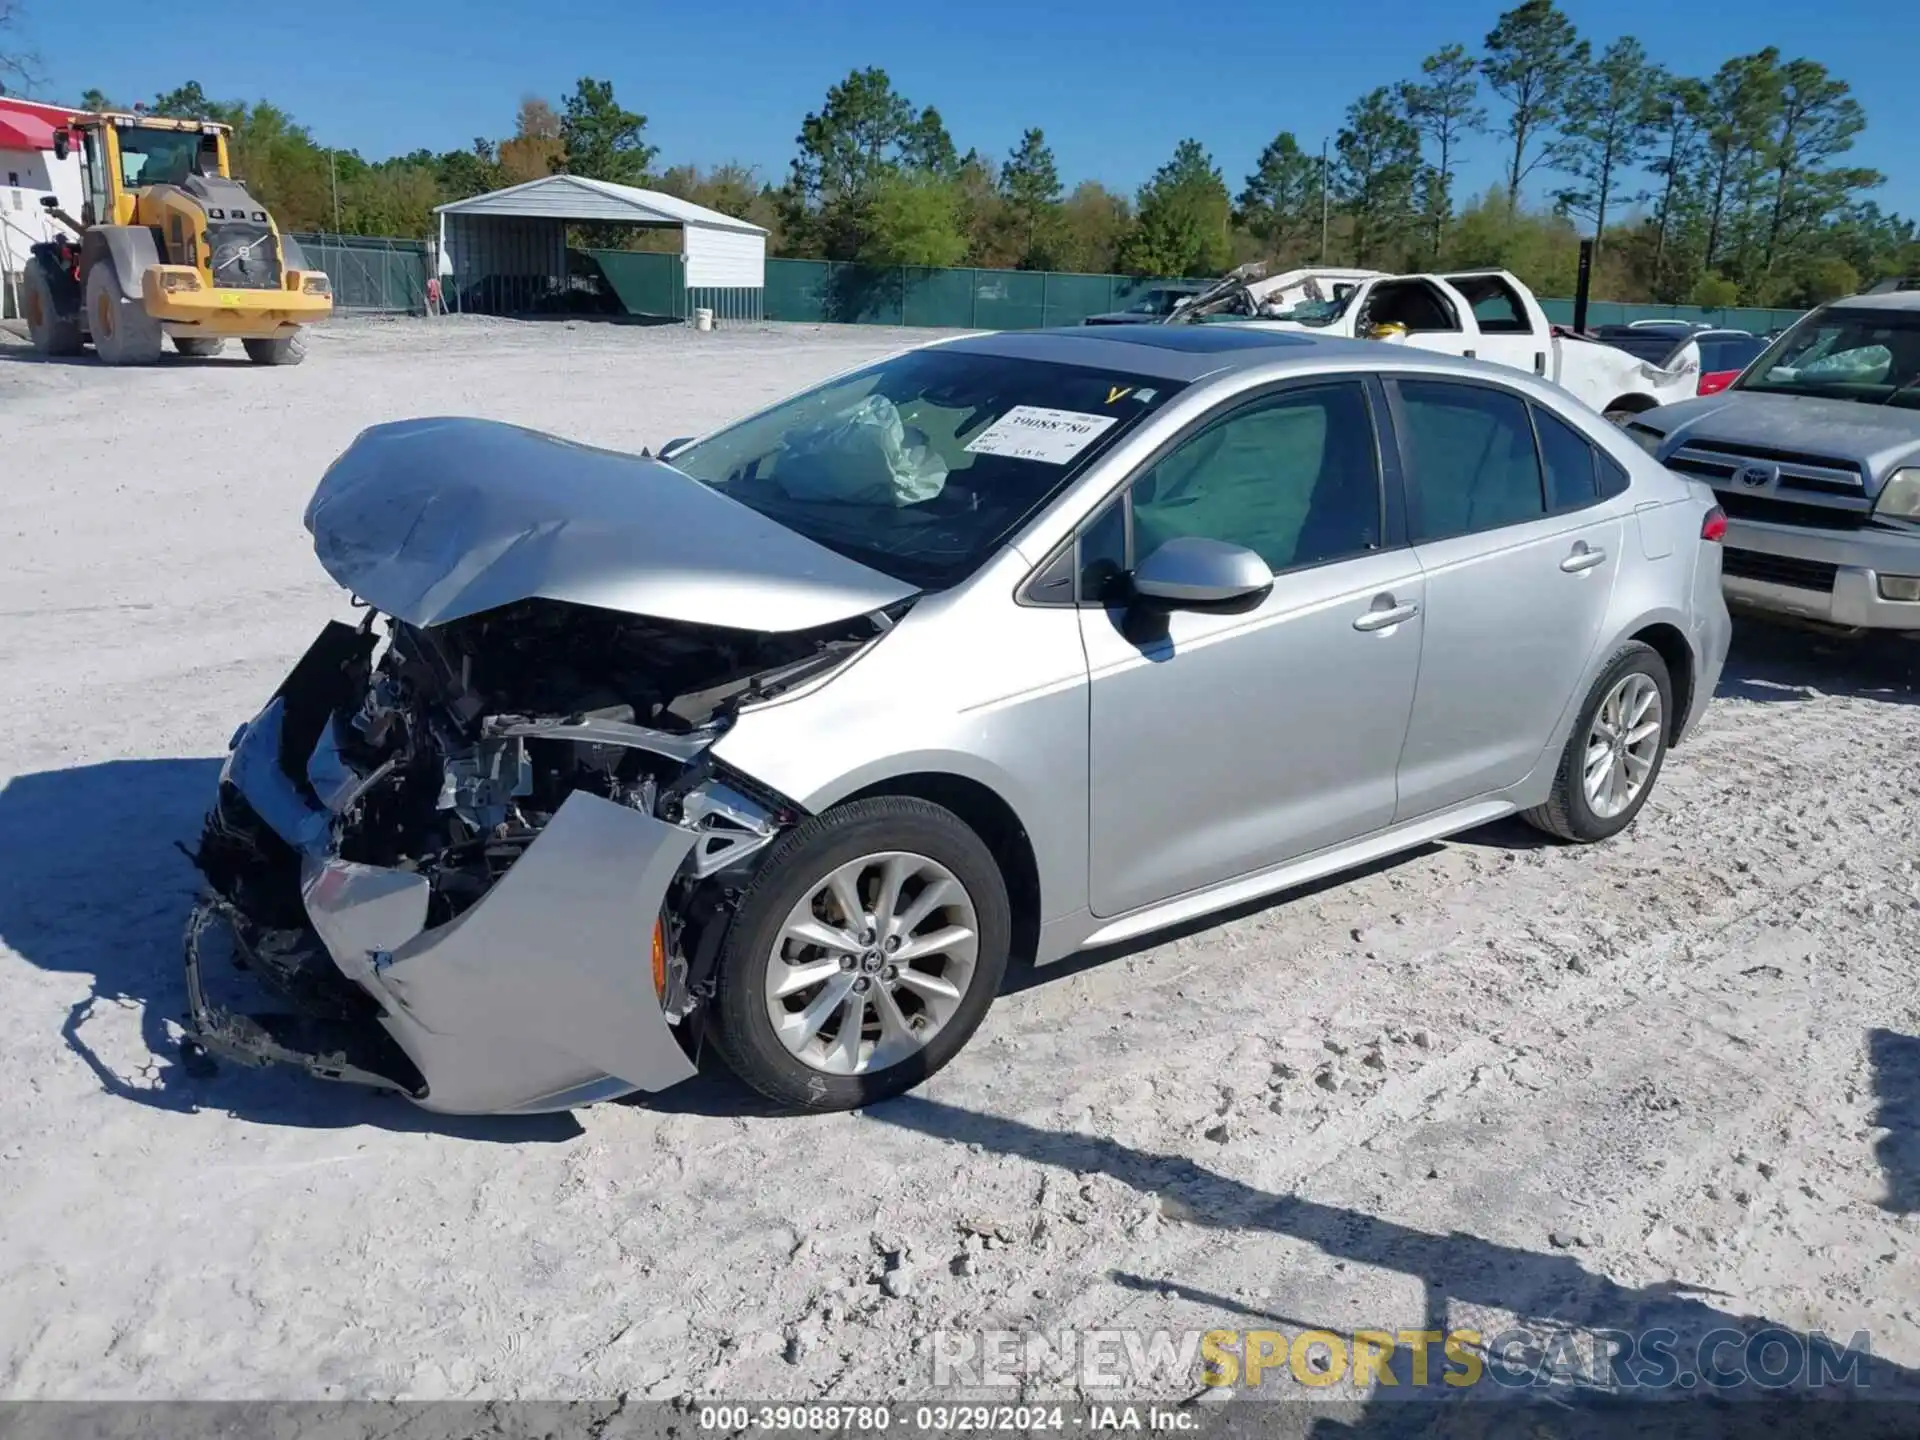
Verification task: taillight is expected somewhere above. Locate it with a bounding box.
[1697,371,1738,395]
[1701,506,1727,543]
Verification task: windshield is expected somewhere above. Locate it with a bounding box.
[1736,306,1920,407]
[1274,292,1357,328]
[667,348,1184,588]
[1124,289,1186,315]
[115,126,202,189]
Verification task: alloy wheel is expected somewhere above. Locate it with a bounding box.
[1583,672,1663,819]
[763,850,980,1076]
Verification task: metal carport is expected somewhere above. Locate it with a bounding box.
[435,175,767,320]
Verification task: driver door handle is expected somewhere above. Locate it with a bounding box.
[1353,595,1420,632]
[1560,542,1608,573]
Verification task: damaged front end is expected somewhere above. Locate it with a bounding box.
[184,599,881,1114]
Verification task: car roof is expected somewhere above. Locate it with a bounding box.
[938,325,1485,383]
[1830,291,1920,313]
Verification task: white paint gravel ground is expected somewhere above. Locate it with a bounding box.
[2,316,1919,1406]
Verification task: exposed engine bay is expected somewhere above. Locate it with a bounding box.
[186,597,892,1110]
[317,598,871,925]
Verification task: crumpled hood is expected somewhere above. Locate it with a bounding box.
[1647,392,1920,484]
[303,417,918,630]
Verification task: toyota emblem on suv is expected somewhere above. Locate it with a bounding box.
[1738,463,1776,488]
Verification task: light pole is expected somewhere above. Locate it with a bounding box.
[1319,138,1329,264]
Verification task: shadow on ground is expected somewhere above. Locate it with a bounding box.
[0,757,579,1140]
[1716,619,1920,706]
[872,1095,1920,1430]
[1870,1029,1920,1215]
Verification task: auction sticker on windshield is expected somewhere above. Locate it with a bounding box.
[965,406,1119,464]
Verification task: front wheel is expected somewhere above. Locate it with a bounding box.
[1524,641,1673,842]
[172,336,225,358]
[85,266,163,365]
[708,797,1010,1110]
[243,333,306,366]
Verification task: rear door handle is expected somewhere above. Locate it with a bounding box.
[1560,543,1608,573]
[1353,595,1420,632]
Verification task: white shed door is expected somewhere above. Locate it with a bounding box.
[683,227,764,289]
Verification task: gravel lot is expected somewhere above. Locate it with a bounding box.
[2,316,1918,1407]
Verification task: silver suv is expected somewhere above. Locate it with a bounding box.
[188,328,1732,1114]
[1628,291,1920,630]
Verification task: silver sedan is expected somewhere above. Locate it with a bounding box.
[186,327,1732,1113]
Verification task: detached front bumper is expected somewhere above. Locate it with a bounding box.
[185,628,705,1115]
[1721,519,1920,631]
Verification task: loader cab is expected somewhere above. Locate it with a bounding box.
[56,114,231,226]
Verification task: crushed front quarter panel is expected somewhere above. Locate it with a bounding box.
[303,417,918,632]
[203,628,708,1114]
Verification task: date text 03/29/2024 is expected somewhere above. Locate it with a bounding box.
[695,1405,1186,1432]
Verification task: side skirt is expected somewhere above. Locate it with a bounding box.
[1064,797,1517,955]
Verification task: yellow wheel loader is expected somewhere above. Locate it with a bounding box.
[23,111,332,366]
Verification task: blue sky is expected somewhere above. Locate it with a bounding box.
[20,0,1919,219]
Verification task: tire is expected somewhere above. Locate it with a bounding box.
[1523,641,1674,843]
[172,336,225,358]
[84,265,163,365]
[243,333,306,366]
[708,797,1011,1110]
[23,260,84,357]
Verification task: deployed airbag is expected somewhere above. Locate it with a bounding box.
[775,395,951,506]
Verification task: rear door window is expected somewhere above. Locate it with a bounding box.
[1531,405,1602,513]
[1448,275,1535,335]
[1394,379,1547,540]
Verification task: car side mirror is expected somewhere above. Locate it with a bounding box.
[1131,536,1273,610]
[657,436,694,461]
[52,131,70,162]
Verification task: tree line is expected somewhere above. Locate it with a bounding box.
[52,0,1920,306]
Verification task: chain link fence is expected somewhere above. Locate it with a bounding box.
[288,233,430,315]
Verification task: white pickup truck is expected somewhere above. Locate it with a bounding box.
[1171,265,1700,421]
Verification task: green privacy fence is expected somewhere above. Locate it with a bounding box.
[588,249,687,316]
[304,233,1809,333]
[760,259,1202,329]
[1535,297,1805,334]
[288,233,430,314]
[590,251,1807,334]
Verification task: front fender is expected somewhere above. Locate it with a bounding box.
[81,225,163,303]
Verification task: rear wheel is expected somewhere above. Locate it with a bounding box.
[85,266,163,365]
[243,333,306,366]
[1524,641,1673,843]
[708,797,1010,1110]
[172,336,225,358]
[24,260,84,357]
